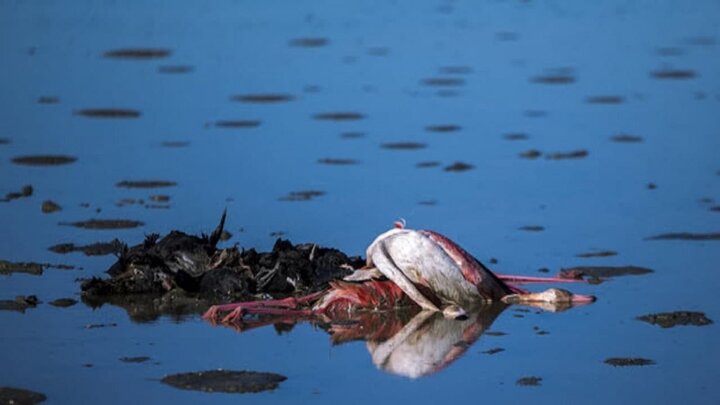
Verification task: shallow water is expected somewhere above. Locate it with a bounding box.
[1,0,719,403]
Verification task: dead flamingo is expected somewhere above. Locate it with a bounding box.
[203,221,595,324]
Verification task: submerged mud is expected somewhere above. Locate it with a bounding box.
[1,185,33,202]
[637,311,713,328]
[604,357,655,367]
[11,155,77,166]
[59,219,145,230]
[49,241,123,256]
[0,295,40,312]
[0,387,47,404]
[645,232,720,241]
[0,260,75,276]
[161,370,286,393]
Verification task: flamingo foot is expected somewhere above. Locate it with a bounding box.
[501,288,596,312]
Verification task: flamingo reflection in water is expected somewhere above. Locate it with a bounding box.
[203,221,595,324]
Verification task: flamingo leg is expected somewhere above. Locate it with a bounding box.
[203,290,326,324]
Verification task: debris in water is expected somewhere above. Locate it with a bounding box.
[0,387,47,404]
[637,311,712,328]
[611,134,643,143]
[646,182,657,190]
[313,112,364,121]
[531,74,575,84]
[48,241,123,256]
[0,260,75,276]
[604,357,655,367]
[519,149,542,159]
[585,96,624,104]
[49,298,78,308]
[516,376,542,386]
[421,77,465,87]
[381,142,427,150]
[482,347,505,355]
[161,370,287,393]
[215,120,261,129]
[59,219,145,230]
[231,94,294,103]
[278,190,326,202]
[104,48,171,59]
[1,185,33,202]
[518,226,544,232]
[425,124,461,133]
[444,162,474,172]
[0,295,40,312]
[575,251,618,258]
[85,323,118,329]
[75,109,141,118]
[12,155,77,166]
[645,232,720,241]
[41,200,61,213]
[546,150,588,160]
[116,180,177,189]
[120,356,150,363]
[650,69,696,80]
[317,158,359,165]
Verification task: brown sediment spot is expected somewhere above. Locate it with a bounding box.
[116,180,177,189]
[650,69,696,80]
[38,96,59,104]
[120,356,150,363]
[41,200,61,213]
[518,226,544,232]
[496,32,519,41]
[524,110,547,118]
[575,250,618,258]
[605,357,655,367]
[656,47,685,56]
[75,109,141,118]
[85,323,118,329]
[158,65,194,74]
[645,232,720,241]
[418,200,437,206]
[49,298,78,307]
[611,134,643,143]
[59,219,144,230]
[421,77,465,86]
[637,311,712,328]
[0,295,40,312]
[531,74,575,84]
[231,94,294,103]
[1,185,33,202]
[503,133,528,141]
[0,387,47,404]
[519,149,542,159]
[0,260,75,276]
[48,241,122,256]
[12,155,76,166]
[215,120,261,128]
[416,161,441,168]
[586,96,624,104]
[516,376,542,386]
[444,162,474,172]
[340,132,365,139]
[425,124,461,133]
[546,150,588,160]
[317,158,359,165]
[439,66,474,74]
[289,38,328,47]
[161,141,190,148]
[278,190,325,202]
[559,266,652,281]
[150,195,170,202]
[366,47,389,56]
[313,112,364,121]
[381,142,427,150]
[161,370,287,393]
[104,48,171,59]
[482,347,505,355]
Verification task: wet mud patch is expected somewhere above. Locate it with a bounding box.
[559,266,652,281]
[425,124,461,133]
[41,200,61,213]
[575,250,618,258]
[516,376,542,386]
[75,109,141,119]
[1,185,33,202]
[650,69,696,80]
[585,96,624,104]
[59,219,144,230]
[317,158,359,165]
[49,298,78,308]
[0,260,75,276]
[278,190,325,202]
[104,48,171,59]
[503,133,529,141]
[0,387,47,404]
[161,141,190,148]
[416,161,441,168]
[232,94,294,103]
[645,232,720,241]
[0,295,40,312]
[49,241,123,256]
[518,226,544,232]
[611,134,643,143]
[289,38,328,48]
[37,96,59,104]
[546,150,588,160]
[444,162,474,172]
[158,65,194,74]
[116,180,177,189]
[214,120,261,129]
[161,370,286,393]
[313,112,364,121]
[420,77,465,87]
[604,357,655,367]
[12,155,76,166]
[637,311,712,328]
[381,142,427,150]
[120,356,150,363]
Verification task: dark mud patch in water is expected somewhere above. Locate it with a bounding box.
[75,109,141,119]
[41,200,61,213]
[575,250,618,258]
[531,74,575,84]
[0,260,75,276]
[503,133,529,141]
[37,96,59,104]
[289,38,329,48]
[439,66,474,74]
[340,132,365,139]
[59,219,144,230]
[518,226,544,232]
[645,232,720,241]
[158,65,194,74]
[559,266,652,281]
[416,161,441,168]
[162,370,286,393]
[516,376,542,386]
[519,149,542,159]
[49,241,122,256]
[11,155,77,166]
[546,150,588,160]
[161,141,190,148]
[604,357,655,367]
[232,94,294,103]
[684,36,716,46]
[0,387,47,404]
[49,298,78,308]
[586,96,624,104]
[637,311,713,328]
[420,77,465,87]
[214,120,261,129]
[425,124,461,133]
[120,356,150,363]
[85,323,117,329]
[278,190,325,202]
[104,48,171,59]
[611,134,643,143]
[1,185,33,202]
[381,142,427,150]
[444,162,474,172]
[0,295,40,312]
[317,158,359,165]
[116,180,177,189]
[482,347,505,355]
[0,138,10,145]
[313,112,364,121]
[650,69,697,80]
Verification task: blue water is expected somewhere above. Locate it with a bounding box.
[1,0,719,403]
